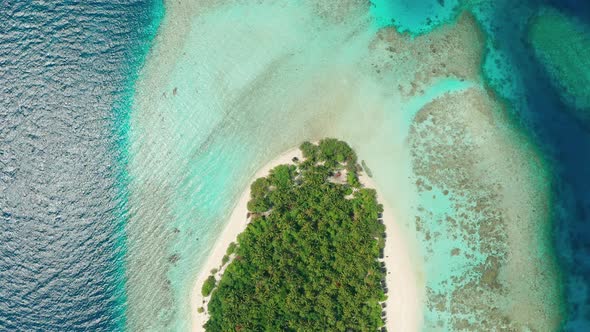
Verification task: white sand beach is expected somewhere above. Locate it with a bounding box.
[360,172,423,332]
[190,146,422,332]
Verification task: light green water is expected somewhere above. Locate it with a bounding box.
[127,0,563,330]
[529,7,590,116]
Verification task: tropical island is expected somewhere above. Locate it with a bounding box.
[195,139,389,331]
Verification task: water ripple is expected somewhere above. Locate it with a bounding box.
[0,1,160,330]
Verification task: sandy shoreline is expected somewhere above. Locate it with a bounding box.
[190,147,422,331]
[359,172,423,332]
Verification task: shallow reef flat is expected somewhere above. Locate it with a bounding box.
[127,0,564,330]
[367,13,484,98]
[409,88,563,330]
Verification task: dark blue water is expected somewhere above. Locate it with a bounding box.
[0,1,160,330]
[480,1,590,329]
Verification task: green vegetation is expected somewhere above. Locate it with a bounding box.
[226,242,237,255]
[221,255,229,266]
[203,139,386,331]
[361,160,373,178]
[201,275,216,297]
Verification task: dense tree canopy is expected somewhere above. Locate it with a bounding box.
[203,139,386,331]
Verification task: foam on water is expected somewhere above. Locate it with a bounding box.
[128,0,564,330]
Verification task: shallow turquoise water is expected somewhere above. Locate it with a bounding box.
[402,78,475,125]
[370,0,461,33]
[125,1,566,331]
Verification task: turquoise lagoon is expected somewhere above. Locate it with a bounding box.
[126,0,566,331]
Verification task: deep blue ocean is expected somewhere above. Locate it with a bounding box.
[0,1,160,330]
[0,0,589,331]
